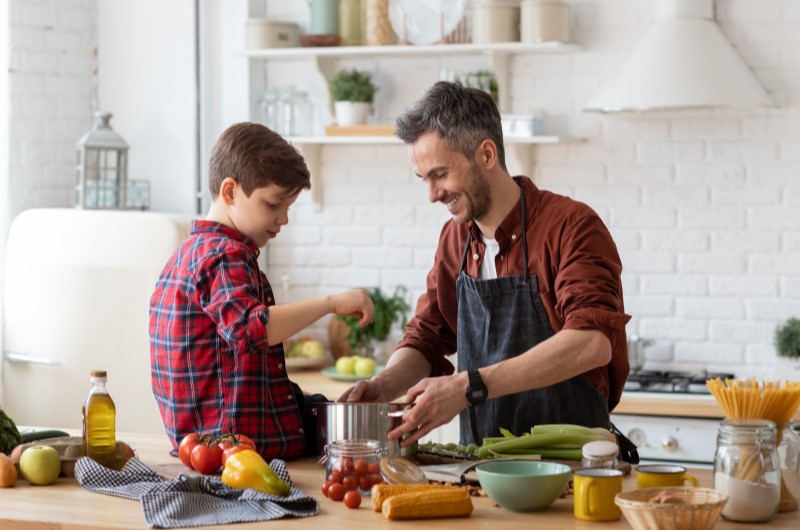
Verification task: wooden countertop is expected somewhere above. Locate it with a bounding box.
[3,430,798,529]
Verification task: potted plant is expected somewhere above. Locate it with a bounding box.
[329,68,378,126]
[775,317,800,361]
[329,286,410,361]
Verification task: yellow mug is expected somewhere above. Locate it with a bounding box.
[636,464,700,488]
[573,468,624,522]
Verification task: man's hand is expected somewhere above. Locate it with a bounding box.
[386,372,469,447]
[331,289,374,327]
[337,378,388,403]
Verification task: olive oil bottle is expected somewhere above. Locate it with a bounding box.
[82,370,116,468]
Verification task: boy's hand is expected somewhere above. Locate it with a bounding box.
[333,289,374,327]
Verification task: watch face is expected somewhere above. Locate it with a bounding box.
[468,388,486,401]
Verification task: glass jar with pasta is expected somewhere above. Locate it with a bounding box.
[714,418,780,523]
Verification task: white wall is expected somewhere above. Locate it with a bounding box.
[6,0,800,380]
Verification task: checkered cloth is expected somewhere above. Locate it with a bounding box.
[74,456,319,528]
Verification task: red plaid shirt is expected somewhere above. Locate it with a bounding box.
[149,220,305,459]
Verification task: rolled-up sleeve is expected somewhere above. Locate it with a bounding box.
[555,211,630,344]
[199,250,270,356]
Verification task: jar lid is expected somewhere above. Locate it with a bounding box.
[582,440,619,459]
[379,456,427,484]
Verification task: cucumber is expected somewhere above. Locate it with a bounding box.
[20,429,71,443]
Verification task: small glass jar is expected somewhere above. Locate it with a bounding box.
[581,440,619,469]
[714,418,781,523]
[324,439,385,496]
[777,422,800,512]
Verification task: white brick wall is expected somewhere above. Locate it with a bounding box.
[9,0,800,379]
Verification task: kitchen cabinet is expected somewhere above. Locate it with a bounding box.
[243,40,583,209]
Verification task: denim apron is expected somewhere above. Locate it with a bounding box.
[456,186,610,445]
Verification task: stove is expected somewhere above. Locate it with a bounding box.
[623,370,736,395]
[613,370,736,467]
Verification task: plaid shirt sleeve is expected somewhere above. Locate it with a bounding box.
[150,221,305,460]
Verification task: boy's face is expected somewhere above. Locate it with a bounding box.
[228,181,299,247]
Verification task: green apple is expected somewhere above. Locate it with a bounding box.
[335,355,356,374]
[19,445,61,485]
[354,356,376,377]
[301,340,325,358]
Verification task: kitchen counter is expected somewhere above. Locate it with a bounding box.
[2,430,799,529]
[289,369,800,420]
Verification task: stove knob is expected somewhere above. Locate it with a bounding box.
[627,428,647,448]
[661,437,678,451]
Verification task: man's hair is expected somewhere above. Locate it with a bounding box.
[208,122,311,198]
[395,81,506,170]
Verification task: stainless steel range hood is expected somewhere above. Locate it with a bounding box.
[584,0,774,113]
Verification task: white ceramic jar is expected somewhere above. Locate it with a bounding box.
[472,1,521,44]
[520,0,570,43]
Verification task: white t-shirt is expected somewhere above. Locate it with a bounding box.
[479,236,500,280]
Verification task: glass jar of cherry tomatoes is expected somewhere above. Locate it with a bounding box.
[324,439,385,497]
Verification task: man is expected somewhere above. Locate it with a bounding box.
[342,82,631,451]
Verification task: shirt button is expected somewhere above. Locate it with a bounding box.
[288,394,293,400]
[473,253,479,260]
[511,234,517,241]
[299,428,304,434]
[267,296,272,303]
[278,362,284,370]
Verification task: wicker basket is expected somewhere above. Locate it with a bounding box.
[615,487,728,530]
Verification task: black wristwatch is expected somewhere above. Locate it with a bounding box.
[465,369,488,406]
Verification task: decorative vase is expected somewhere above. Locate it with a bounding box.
[334,101,371,126]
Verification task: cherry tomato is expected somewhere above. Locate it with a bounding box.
[328,470,343,484]
[354,459,369,476]
[367,462,380,475]
[358,475,372,491]
[343,490,362,509]
[328,483,345,501]
[342,475,358,491]
[322,480,335,497]
[191,442,223,474]
[368,473,382,487]
[178,433,203,468]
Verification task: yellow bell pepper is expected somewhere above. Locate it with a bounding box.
[221,449,291,496]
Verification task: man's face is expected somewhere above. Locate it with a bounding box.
[409,132,491,224]
[228,182,299,247]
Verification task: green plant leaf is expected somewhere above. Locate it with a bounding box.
[330,69,378,103]
[775,317,800,359]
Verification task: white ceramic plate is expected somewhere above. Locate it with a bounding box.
[321,365,385,382]
[285,356,330,371]
[388,0,466,45]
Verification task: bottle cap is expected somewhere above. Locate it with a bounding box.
[379,456,427,484]
[90,370,108,380]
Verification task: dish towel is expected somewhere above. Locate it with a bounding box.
[74,456,319,528]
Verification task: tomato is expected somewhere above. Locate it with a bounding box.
[328,470,343,484]
[234,434,256,449]
[178,433,203,468]
[353,459,369,476]
[218,433,256,453]
[367,462,380,475]
[358,475,372,491]
[191,442,223,474]
[343,490,362,509]
[342,475,358,491]
[328,483,345,501]
[221,444,251,467]
[322,480,335,497]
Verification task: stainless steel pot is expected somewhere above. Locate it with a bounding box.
[627,335,653,372]
[312,402,417,458]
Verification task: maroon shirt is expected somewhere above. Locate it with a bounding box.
[149,220,305,459]
[397,177,631,411]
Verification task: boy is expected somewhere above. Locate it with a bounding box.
[149,122,373,460]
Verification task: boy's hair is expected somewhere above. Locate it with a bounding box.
[208,122,311,198]
[395,81,506,170]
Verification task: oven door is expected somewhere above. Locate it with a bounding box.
[611,413,721,469]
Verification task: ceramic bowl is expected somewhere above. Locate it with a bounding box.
[475,460,572,512]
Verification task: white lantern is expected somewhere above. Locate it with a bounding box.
[75,111,129,209]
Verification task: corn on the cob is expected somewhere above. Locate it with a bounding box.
[371,483,450,511]
[381,488,474,520]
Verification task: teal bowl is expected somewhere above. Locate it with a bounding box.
[476,460,572,512]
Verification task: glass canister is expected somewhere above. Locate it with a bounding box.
[777,422,800,512]
[714,418,781,523]
[289,91,313,137]
[581,440,619,469]
[339,0,363,46]
[324,439,385,496]
[363,0,394,45]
